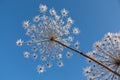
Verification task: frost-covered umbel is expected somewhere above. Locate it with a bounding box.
[16,4,80,73]
[84,32,120,80]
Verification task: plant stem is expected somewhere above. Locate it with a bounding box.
[54,40,120,77]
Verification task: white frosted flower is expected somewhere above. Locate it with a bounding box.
[61,8,68,17]
[114,33,120,38]
[37,65,45,73]
[41,56,46,61]
[33,15,40,22]
[31,35,35,39]
[26,41,33,45]
[37,43,41,47]
[55,15,60,20]
[50,56,55,60]
[66,52,72,58]
[17,4,80,73]
[84,67,92,76]
[64,30,70,35]
[32,53,38,59]
[32,46,37,52]
[85,32,120,80]
[64,24,71,29]
[57,61,64,67]
[59,20,64,25]
[31,25,36,31]
[39,4,47,12]
[26,29,32,35]
[74,41,79,49]
[23,51,30,58]
[93,41,101,49]
[73,27,80,34]
[49,8,56,15]
[57,54,62,59]
[104,32,112,38]
[23,21,29,29]
[68,36,73,42]
[46,63,52,68]
[16,39,23,46]
[67,17,73,24]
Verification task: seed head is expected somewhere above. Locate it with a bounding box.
[85,32,120,80]
[16,4,80,73]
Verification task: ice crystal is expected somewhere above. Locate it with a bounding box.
[85,32,120,80]
[16,4,80,73]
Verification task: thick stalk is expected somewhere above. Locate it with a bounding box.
[54,40,120,77]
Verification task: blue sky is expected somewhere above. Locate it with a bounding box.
[0,0,120,80]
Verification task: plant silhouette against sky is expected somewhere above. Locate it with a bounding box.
[16,4,80,73]
[16,4,120,79]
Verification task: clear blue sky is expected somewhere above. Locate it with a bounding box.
[0,0,120,80]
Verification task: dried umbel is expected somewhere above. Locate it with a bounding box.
[84,32,120,80]
[16,4,80,73]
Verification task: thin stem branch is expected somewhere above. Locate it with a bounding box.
[54,40,120,77]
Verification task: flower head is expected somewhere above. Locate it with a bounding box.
[66,52,72,58]
[73,27,80,34]
[23,51,30,58]
[23,21,29,29]
[57,61,64,67]
[84,67,92,76]
[39,4,47,12]
[85,32,120,80]
[61,8,68,17]
[49,8,56,15]
[46,63,52,68]
[37,65,45,73]
[17,4,80,73]
[33,15,40,22]
[16,39,24,46]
